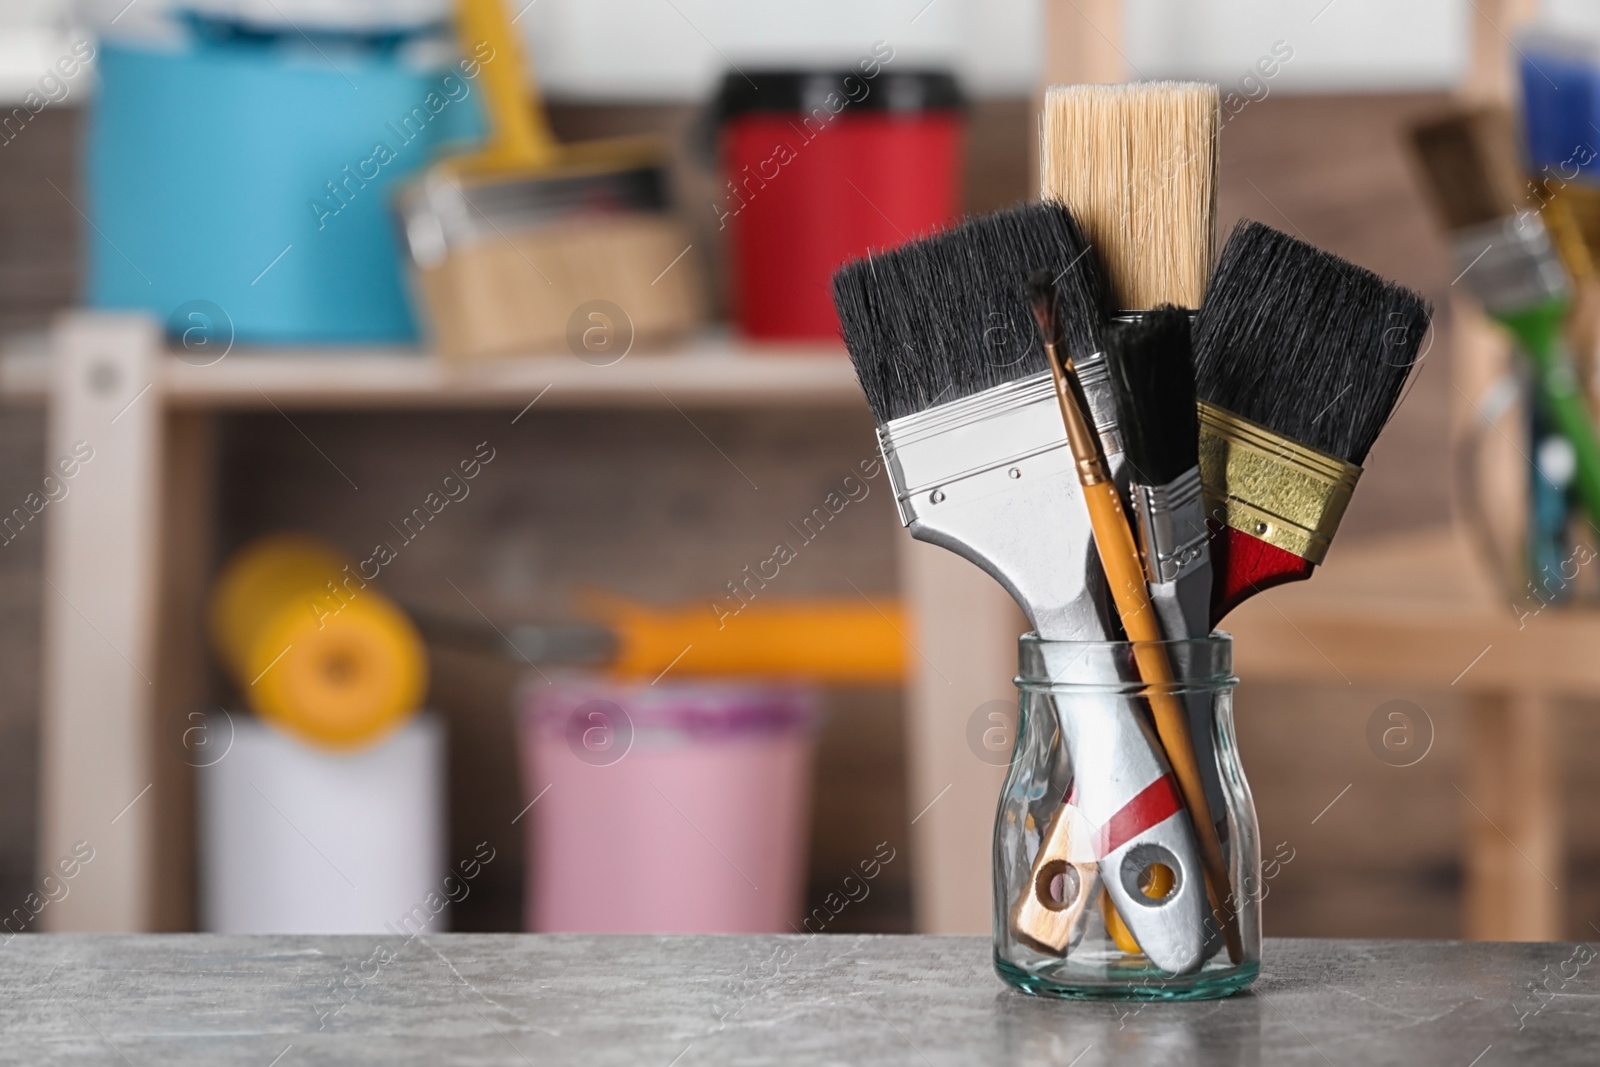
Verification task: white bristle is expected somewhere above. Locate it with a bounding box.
[1041,82,1219,311]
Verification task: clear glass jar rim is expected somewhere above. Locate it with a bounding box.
[1015,630,1236,691]
[1017,631,1233,652]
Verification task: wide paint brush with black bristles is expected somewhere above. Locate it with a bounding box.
[833,202,1115,638]
[1193,220,1431,623]
[834,203,1214,974]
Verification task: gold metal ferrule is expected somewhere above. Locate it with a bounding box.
[1196,401,1362,565]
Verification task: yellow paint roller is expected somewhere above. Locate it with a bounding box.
[210,534,428,749]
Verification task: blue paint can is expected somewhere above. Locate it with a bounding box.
[87,14,484,344]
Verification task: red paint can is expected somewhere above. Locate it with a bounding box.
[713,69,963,341]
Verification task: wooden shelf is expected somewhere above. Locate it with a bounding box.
[1223,525,1600,695]
[1222,522,1583,940]
[0,330,864,410]
[24,313,880,933]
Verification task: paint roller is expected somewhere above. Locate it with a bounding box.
[210,534,428,748]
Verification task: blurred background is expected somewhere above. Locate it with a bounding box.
[1,0,1597,942]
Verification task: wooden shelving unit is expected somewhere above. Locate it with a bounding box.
[1225,523,1581,941]
[1,314,882,932]
[10,0,1578,941]
[0,331,861,410]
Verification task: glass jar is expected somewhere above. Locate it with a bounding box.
[993,634,1260,999]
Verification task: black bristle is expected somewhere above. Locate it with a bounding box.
[1193,220,1432,466]
[1024,268,1061,349]
[832,202,1109,424]
[1105,307,1199,487]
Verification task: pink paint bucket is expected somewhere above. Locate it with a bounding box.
[519,676,818,933]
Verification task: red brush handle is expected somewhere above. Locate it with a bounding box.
[1209,525,1315,626]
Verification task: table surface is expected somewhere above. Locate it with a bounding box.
[1,934,1594,1065]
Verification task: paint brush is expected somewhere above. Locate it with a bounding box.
[408,596,907,683]
[1102,306,1231,901]
[834,203,1212,973]
[1029,272,1240,967]
[1105,308,1210,641]
[1039,80,1239,964]
[396,0,706,361]
[1408,107,1600,531]
[833,202,1116,639]
[1192,220,1430,623]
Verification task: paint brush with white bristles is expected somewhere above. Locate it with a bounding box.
[1041,80,1241,966]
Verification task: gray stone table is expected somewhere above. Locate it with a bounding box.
[0,934,1594,1064]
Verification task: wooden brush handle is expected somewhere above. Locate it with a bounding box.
[1208,525,1315,625]
[1082,480,1243,961]
[454,0,562,171]
[593,597,907,684]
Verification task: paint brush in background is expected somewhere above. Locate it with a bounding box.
[1516,49,1600,595]
[1192,220,1430,623]
[1517,22,1600,278]
[1515,32,1600,415]
[396,0,706,361]
[1408,107,1600,534]
[833,204,1213,973]
[409,596,907,684]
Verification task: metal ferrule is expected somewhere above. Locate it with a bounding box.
[876,356,1125,640]
[397,164,670,269]
[1134,466,1214,646]
[1131,468,1208,586]
[1450,214,1569,316]
[880,357,1122,526]
[1197,401,1361,566]
[1133,466,1219,852]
